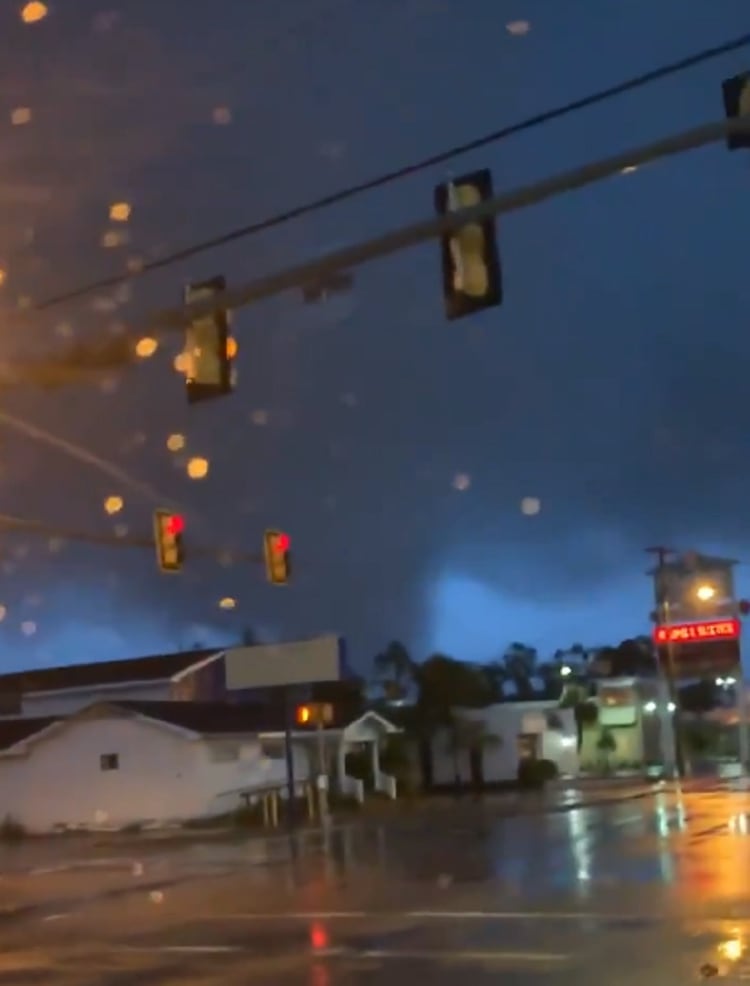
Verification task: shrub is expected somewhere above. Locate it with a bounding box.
[0,814,25,842]
[537,758,559,781]
[517,758,557,789]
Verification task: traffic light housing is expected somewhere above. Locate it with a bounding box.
[154,509,185,573]
[722,72,750,150]
[183,275,234,403]
[264,529,291,585]
[295,702,333,726]
[434,168,502,321]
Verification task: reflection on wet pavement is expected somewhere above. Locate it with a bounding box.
[4,784,750,983]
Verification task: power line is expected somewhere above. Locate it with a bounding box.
[154,116,750,330]
[34,30,750,313]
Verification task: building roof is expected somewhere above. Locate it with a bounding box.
[0,649,222,695]
[118,701,284,735]
[0,702,400,753]
[0,716,59,751]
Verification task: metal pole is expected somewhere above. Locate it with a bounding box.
[736,620,749,778]
[282,687,298,857]
[647,546,684,779]
[153,117,750,330]
[315,719,329,821]
[662,595,686,779]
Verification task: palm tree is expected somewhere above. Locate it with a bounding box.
[559,682,598,752]
[374,640,414,701]
[596,728,617,774]
[443,713,501,789]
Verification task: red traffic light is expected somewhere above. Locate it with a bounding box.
[165,513,185,536]
[275,532,290,552]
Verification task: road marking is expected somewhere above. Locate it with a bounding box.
[356,948,569,963]
[407,910,604,921]
[122,944,568,963]
[42,913,69,922]
[213,911,369,921]
[126,945,244,954]
[215,909,612,922]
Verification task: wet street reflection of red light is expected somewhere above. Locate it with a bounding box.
[310,921,329,951]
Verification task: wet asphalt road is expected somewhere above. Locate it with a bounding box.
[3,782,750,983]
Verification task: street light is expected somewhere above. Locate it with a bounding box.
[696,583,716,602]
[560,665,572,677]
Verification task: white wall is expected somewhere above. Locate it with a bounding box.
[14,681,172,719]
[0,713,311,832]
[429,702,579,785]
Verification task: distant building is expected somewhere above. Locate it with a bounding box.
[422,700,578,788]
[0,637,357,721]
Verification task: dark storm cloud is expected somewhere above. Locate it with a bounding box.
[1,0,750,669]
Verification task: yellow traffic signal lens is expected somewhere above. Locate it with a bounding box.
[296,705,311,724]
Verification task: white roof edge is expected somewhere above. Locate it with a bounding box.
[170,650,226,682]
[0,702,203,755]
[13,650,226,700]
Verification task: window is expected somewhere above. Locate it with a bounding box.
[100,754,119,771]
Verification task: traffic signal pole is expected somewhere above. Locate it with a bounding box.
[282,687,298,857]
[647,546,685,779]
[153,117,750,331]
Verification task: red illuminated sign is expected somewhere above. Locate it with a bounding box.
[653,618,740,645]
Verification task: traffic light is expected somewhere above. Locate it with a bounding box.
[183,275,234,403]
[153,509,185,573]
[295,703,333,726]
[722,72,750,150]
[296,704,312,725]
[263,529,291,585]
[434,168,502,321]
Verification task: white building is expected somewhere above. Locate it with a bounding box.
[0,700,402,833]
[426,701,578,787]
[0,700,307,832]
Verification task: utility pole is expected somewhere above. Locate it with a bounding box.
[646,546,685,779]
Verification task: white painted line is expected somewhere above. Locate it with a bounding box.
[407,910,604,921]
[209,911,369,921]
[119,944,568,963]
[357,948,570,963]
[214,908,614,923]
[42,913,69,922]
[126,945,243,954]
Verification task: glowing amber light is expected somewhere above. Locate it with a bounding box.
[11,107,32,125]
[186,456,209,480]
[135,336,158,358]
[173,351,190,374]
[104,495,123,516]
[166,433,185,452]
[226,336,238,359]
[218,597,236,610]
[109,202,131,222]
[296,705,311,725]
[21,2,48,24]
[653,619,740,645]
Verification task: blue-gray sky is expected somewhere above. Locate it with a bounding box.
[0,0,749,671]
